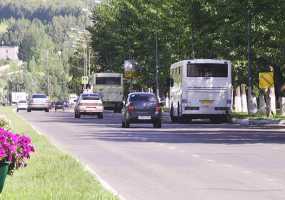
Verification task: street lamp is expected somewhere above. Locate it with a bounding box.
[155,31,159,99]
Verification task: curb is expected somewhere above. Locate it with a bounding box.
[13,110,126,200]
[232,118,285,125]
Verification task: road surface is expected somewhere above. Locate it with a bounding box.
[18,110,285,200]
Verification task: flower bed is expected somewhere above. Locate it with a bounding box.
[0,128,34,175]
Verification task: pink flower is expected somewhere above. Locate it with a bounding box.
[0,128,35,175]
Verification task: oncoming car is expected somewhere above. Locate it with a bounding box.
[17,100,28,112]
[74,93,104,119]
[121,92,162,128]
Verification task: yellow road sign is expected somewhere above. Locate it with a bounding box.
[124,71,140,79]
[81,76,88,85]
[259,72,274,89]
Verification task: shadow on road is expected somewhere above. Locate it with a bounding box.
[26,111,285,145]
[78,128,285,144]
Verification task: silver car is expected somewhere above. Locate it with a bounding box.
[27,94,50,112]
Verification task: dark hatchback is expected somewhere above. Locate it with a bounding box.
[121,92,162,128]
[55,101,65,111]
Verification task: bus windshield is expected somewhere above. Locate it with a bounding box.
[187,63,228,77]
[96,77,121,85]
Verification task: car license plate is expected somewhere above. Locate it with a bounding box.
[138,116,151,120]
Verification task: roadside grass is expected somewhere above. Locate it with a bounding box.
[0,22,8,33]
[232,112,285,120]
[0,107,118,200]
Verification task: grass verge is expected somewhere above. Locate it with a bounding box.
[0,107,118,200]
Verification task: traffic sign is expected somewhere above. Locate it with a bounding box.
[259,72,274,89]
[81,76,88,85]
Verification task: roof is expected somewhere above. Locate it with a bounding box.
[128,92,155,96]
[171,59,231,69]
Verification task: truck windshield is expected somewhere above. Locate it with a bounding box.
[32,95,47,98]
[187,63,228,77]
[96,77,121,85]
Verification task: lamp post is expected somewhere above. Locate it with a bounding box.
[155,31,159,99]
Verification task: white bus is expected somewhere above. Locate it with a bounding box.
[92,73,123,112]
[169,59,232,122]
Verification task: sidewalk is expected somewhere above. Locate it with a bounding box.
[232,118,285,126]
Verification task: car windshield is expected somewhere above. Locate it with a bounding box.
[56,102,64,105]
[18,100,26,103]
[129,94,157,102]
[32,94,47,98]
[81,94,100,100]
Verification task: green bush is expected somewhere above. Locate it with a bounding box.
[0,115,11,130]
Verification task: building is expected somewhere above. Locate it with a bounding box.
[0,46,19,61]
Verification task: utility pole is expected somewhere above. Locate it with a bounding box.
[155,31,159,99]
[247,8,253,97]
[247,5,254,114]
[46,50,50,97]
[88,47,91,77]
[191,0,195,59]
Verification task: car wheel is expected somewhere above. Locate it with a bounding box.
[16,109,19,112]
[153,120,162,128]
[97,113,103,119]
[45,109,49,112]
[125,120,130,128]
[121,121,125,128]
[27,109,31,112]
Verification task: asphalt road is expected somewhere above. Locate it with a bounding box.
[18,109,285,200]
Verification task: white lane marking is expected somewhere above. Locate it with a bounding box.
[84,164,127,200]
[242,170,252,174]
[192,154,201,158]
[272,147,281,150]
[266,178,275,182]
[159,144,165,146]
[223,164,233,168]
[207,159,215,163]
[169,146,176,150]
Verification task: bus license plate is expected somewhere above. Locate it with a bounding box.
[200,100,214,105]
[138,116,151,120]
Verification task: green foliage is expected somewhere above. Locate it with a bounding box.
[0,115,11,130]
[89,0,285,95]
[0,0,89,100]
[0,107,118,200]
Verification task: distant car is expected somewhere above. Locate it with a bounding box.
[17,100,28,112]
[121,92,162,128]
[74,93,104,119]
[55,101,65,111]
[27,94,49,112]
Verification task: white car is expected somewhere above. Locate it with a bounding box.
[74,93,104,119]
[17,100,28,112]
